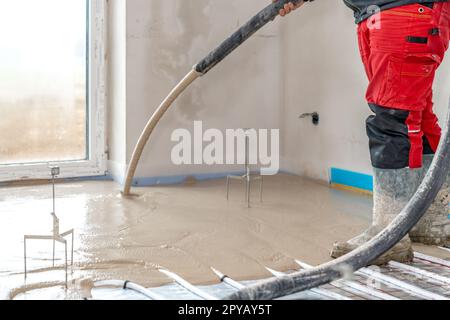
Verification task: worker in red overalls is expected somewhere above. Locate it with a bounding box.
[276,0,450,264]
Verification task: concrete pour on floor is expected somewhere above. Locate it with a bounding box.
[0,173,447,300]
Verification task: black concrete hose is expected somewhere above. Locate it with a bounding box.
[195,0,304,75]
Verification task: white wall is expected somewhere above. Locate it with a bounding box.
[108,0,284,182]
[107,0,450,184]
[280,1,371,181]
[281,1,450,182]
[107,0,127,182]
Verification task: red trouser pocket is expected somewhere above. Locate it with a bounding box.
[378,53,440,111]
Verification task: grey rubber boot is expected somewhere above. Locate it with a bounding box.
[409,155,450,246]
[331,168,417,265]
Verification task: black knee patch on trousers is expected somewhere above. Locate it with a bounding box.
[366,104,411,169]
[423,135,434,155]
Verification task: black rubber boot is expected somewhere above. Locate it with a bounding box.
[410,155,450,246]
[331,168,417,265]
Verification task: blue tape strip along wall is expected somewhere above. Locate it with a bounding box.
[330,168,373,192]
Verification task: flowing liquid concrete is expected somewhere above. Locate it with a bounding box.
[0,173,442,300]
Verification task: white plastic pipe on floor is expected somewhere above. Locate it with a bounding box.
[439,246,450,254]
[295,260,399,300]
[295,260,447,300]
[94,280,164,300]
[357,267,448,300]
[211,267,246,290]
[415,252,450,268]
[265,267,351,301]
[388,261,450,285]
[159,269,218,300]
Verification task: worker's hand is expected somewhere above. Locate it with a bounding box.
[273,0,304,17]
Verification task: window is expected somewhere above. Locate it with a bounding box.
[0,0,106,181]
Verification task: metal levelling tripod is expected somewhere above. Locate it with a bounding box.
[24,167,74,289]
[226,129,263,208]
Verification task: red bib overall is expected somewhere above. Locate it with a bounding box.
[359,2,450,169]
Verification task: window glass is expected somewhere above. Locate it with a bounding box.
[0,0,88,164]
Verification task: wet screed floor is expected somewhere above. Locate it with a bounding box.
[0,174,448,300]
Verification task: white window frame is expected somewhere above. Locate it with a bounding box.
[0,0,107,182]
